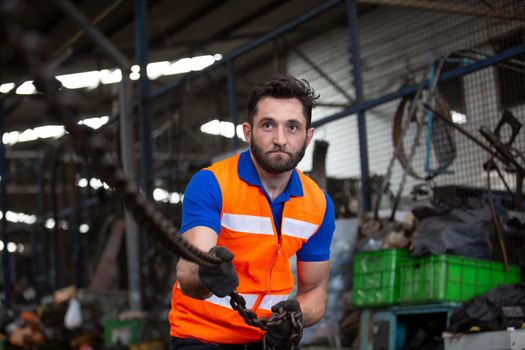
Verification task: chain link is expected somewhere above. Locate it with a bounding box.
[0,4,303,349]
[230,292,303,350]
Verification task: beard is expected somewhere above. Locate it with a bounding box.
[250,135,307,174]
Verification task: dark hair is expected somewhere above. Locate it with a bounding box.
[247,74,319,128]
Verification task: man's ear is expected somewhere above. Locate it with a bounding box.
[243,122,251,143]
[306,127,315,147]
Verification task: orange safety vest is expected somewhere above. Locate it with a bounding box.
[169,154,327,344]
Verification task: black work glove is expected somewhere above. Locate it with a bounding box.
[198,246,239,297]
[264,300,303,350]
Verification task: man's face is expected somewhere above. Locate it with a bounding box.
[243,97,314,175]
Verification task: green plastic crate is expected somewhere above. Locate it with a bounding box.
[399,255,521,304]
[103,319,142,348]
[352,248,412,307]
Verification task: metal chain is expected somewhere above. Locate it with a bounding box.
[230,292,303,350]
[0,4,302,349]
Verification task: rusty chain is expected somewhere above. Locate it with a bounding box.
[0,3,302,349]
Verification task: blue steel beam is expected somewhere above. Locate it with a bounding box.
[150,0,344,100]
[227,60,239,149]
[346,0,371,212]
[0,102,13,308]
[134,0,154,202]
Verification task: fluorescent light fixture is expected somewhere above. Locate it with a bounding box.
[146,61,171,80]
[56,70,100,90]
[89,178,109,190]
[16,81,37,95]
[76,177,110,190]
[3,125,65,145]
[164,58,192,75]
[5,211,37,224]
[200,119,245,140]
[45,218,55,229]
[0,240,3,251]
[78,116,110,129]
[190,55,217,71]
[0,210,36,224]
[153,188,169,202]
[153,187,183,204]
[1,54,222,95]
[451,110,467,124]
[0,83,15,93]
[2,116,109,146]
[79,224,89,233]
[100,69,122,85]
[7,242,17,253]
[236,125,244,139]
[169,192,181,204]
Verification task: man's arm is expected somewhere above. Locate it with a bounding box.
[295,260,331,327]
[176,226,218,299]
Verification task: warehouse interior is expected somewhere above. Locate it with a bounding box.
[1,0,525,349]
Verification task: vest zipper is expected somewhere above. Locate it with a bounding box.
[252,240,281,311]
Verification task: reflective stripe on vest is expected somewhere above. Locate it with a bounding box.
[222,213,319,239]
[206,293,289,311]
[221,213,274,235]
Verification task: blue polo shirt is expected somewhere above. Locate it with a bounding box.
[180,151,335,261]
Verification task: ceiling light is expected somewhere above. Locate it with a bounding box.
[7,242,17,253]
[79,224,89,233]
[201,119,244,140]
[153,188,169,202]
[0,83,15,93]
[1,54,222,95]
[78,116,109,129]
[45,218,55,229]
[169,192,181,204]
[56,71,100,90]
[16,81,37,95]
[100,69,122,85]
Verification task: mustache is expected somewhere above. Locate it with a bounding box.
[268,147,291,155]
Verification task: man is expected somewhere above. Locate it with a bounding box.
[169,74,335,350]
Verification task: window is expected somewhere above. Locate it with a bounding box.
[438,61,466,115]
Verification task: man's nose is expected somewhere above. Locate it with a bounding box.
[273,126,286,145]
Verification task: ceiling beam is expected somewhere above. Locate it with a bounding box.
[149,1,230,48]
[357,0,525,21]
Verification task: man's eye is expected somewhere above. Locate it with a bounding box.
[263,122,272,129]
[289,125,298,132]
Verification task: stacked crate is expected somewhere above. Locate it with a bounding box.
[353,249,521,307]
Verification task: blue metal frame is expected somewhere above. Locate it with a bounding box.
[134,0,155,202]
[227,60,239,149]
[0,102,13,308]
[424,63,436,176]
[346,0,371,212]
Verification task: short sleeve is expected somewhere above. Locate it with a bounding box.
[179,169,222,235]
[296,192,335,262]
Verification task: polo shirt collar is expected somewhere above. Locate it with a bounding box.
[238,150,304,200]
